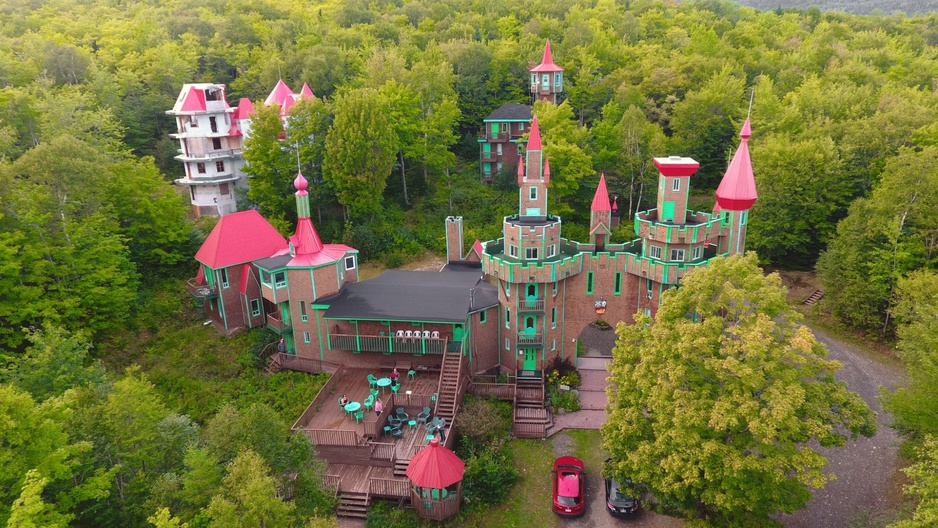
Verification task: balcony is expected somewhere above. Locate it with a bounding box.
[186,278,218,300]
[329,331,449,355]
[517,333,543,346]
[481,151,497,162]
[175,148,243,162]
[519,299,544,312]
[267,313,292,333]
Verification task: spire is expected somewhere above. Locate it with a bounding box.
[291,171,325,256]
[264,79,294,108]
[530,40,564,72]
[300,83,314,98]
[591,173,612,212]
[543,157,550,177]
[233,98,255,120]
[517,159,524,177]
[527,115,542,151]
[715,118,757,211]
[612,197,618,212]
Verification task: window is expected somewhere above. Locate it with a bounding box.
[300,301,307,323]
[260,271,271,286]
[693,246,702,260]
[670,249,685,261]
[672,178,681,191]
[649,245,662,259]
[496,143,502,155]
[741,211,748,225]
[551,339,556,351]
[215,161,225,173]
[542,74,550,90]
[345,256,356,270]
[212,137,222,150]
[303,331,311,344]
[220,268,229,288]
[506,338,511,350]
[551,307,557,329]
[529,186,537,201]
[189,116,198,127]
[647,279,654,299]
[547,244,556,258]
[505,308,511,328]
[614,272,622,295]
[501,123,508,133]
[517,143,523,155]
[189,187,196,200]
[496,162,503,172]
[250,299,260,317]
[525,247,538,260]
[531,74,537,89]
[274,272,286,288]
[209,116,218,133]
[480,309,487,324]
[519,122,525,131]
[554,73,562,89]
[525,317,535,330]
[196,163,206,174]
[586,272,594,295]
[509,245,518,258]
[205,89,219,101]
[219,183,229,196]
[552,282,558,296]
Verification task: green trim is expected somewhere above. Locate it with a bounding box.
[482,118,532,123]
[614,272,622,295]
[315,311,325,360]
[586,271,594,295]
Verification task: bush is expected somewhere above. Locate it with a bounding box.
[365,499,422,527]
[455,396,512,455]
[461,444,519,507]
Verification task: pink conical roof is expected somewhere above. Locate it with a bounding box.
[179,86,207,112]
[281,95,297,117]
[406,439,465,489]
[233,98,255,120]
[543,157,550,176]
[265,79,294,108]
[300,83,314,98]
[612,197,618,212]
[290,218,324,256]
[527,115,542,151]
[530,40,564,73]
[591,173,612,212]
[715,118,757,211]
[517,159,524,176]
[227,121,241,137]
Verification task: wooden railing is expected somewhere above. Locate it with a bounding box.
[391,392,432,410]
[470,383,515,400]
[329,331,449,355]
[370,442,396,463]
[519,299,545,311]
[186,278,218,299]
[267,313,291,332]
[513,422,548,438]
[363,407,390,439]
[411,489,461,521]
[277,354,324,374]
[322,475,340,497]
[292,366,346,431]
[300,429,363,447]
[370,477,410,498]
[518,333,543,346]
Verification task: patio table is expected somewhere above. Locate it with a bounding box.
[344,402,361,414]
[376,377,392,393]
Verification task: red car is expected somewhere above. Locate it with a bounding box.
[552,456,586,516]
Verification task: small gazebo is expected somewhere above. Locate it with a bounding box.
[405,438,465,521]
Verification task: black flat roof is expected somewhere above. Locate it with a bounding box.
[322,268,499,323]
[485,102,532,121]
[254,254,292,270]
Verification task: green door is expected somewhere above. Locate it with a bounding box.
[523,349,537,371]
[662,201,675,222]
[525,284,538,309]
[482,143,491,156]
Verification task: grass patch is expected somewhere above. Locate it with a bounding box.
[568,429,607,473]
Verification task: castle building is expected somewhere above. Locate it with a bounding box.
[168,83,251,217]
[479,103,531,183]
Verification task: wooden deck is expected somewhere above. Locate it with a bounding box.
[293,367,457,496]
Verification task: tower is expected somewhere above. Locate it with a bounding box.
[714,119,757,255]
[530,40,564,104]
[167,83,248,217]
[589,173,612,251]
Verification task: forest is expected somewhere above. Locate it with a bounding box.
[1,0,938,526]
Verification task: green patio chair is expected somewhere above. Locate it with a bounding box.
[391,383,400,394]
[430,392,437,403]
[367,374,378,389]
[407,369,416,380]
[364,395,374,411]
[354,410,364,423]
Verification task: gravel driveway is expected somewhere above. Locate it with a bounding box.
[562,324,905,528]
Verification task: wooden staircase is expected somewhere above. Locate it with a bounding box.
[394,456,410,477]
[264,352,283,374]
[803,289,825,306]
[433,348,464,422]
[513,376,551,438]
[336,491,369,519]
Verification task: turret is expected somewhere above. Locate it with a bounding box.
[530,41,564,104]
[714,119,757,255]
[289,171,325,258]
[518,116,549,220]
[589,173,612,250]
[652,156,699,225]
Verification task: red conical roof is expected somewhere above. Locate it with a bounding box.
[265,79,294,108]
[233,98,255,120]
[715,118,757,211]
[406,439,465,489]
[300,83,314,98]
[591,173,612,212]
[527,115,542,151]
[543,157,550,176]
[179,86,207,112]
[530,40,564,73]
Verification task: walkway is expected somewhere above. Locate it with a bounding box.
[547,355,611,436]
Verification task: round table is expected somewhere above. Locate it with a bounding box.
[344,402,361,414]
[376,377,392,393]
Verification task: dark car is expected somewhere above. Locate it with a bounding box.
[604,459,640,517]
[552,456,586,516]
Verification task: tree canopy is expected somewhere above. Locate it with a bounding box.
[603,253,876,526]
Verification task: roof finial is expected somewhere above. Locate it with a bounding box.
[747,88,754,120]
[295,143,301,172]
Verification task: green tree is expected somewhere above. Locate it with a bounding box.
[285,96,335,225]
[889,435,938,528]
[243,103,297,233]
[323,87,395,220]
[532,100,594,218]
[603,254,876,526]
[205,449,295,528]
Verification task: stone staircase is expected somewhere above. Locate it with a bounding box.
[336,491,369,519]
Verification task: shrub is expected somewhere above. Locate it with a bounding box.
[461,444,519,507]
[455,396,513,455]
[365,499,422,527]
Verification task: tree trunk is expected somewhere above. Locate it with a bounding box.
[399,150,409,205]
